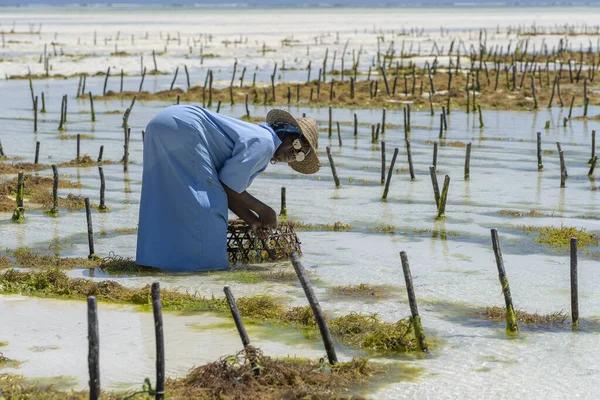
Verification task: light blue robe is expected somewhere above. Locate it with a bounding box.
[136,105,281,271]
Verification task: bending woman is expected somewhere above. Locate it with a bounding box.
[136,106,319,271]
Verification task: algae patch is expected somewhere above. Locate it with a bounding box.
[472,306,568,325]
[331,283,395,299]
[513,225,598,250]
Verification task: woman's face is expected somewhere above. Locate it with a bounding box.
[273,134,310,164]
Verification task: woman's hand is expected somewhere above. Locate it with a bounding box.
[250,221,271,239]
[258,206,277,229]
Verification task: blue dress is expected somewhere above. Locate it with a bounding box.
[136,105,281,271]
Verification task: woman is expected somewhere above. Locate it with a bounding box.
[136,106,319,271]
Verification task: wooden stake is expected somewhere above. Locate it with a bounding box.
[589,130,596,165]
[223,286,251,348]
[588,156,598,176]
[51,165,58,216]
[290,253,338,365]
[437,175,450,218]
[326,147,340,188]
[336,122,342,147]
[33,96,38,132]
[478,105,484,128]
[464,142,472,180]
[381,141,386,184]
[97,145,104,164]
[11,171,25,223]
[89,92,95,122]
[103,67,110,95]
[76,134,81,160]
[84,198,96,259]
[87,296,100,400]
[280,187,286,216]
[353,113,357,137]
[34,141,40,164]
[433,142,438,169]
[328,106,332,138]
[429,166,440,209]
[151,282,165,400]
[406,140,415,180]
[570,237,579,328]
[184,65,190,90]
[120,69,124,93]
[559,150,566,188]
[399,251,428,352]
[382,148,399,200]
[98,166,107,212]
[490,229,519,334]
[537,132,543,170]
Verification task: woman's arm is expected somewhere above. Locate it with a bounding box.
[221,181,277,229]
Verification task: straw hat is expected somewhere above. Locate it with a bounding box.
[266,109,320,174]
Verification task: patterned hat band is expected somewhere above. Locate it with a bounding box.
[270,122,303,137]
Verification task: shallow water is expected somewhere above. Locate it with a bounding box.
[0,5,600,399]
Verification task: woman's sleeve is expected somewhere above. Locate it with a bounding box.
[218,137,273,193]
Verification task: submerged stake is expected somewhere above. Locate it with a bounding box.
[326,147,340,188]
[280,186,287,217]
[85,198,95,259]
[399,251,428,352]
[464,143,472,180]
[570,237,579,328]
[151,282,166,400]
[429,166,440,209]
[382,148,399,200]
[290,253,338,365]
[223,286,253,349]
[98,166,107,212]
[437,175,450,218]
[51,165,58,216]
[490,229,519,334]
[11,171,25,223]
[381,141,386,185]
[406,140,415,180]
[87,296,100,400]
[537,132,543,170]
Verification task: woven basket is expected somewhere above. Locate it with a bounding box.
[227,220,302,264]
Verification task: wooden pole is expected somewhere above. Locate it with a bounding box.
[382,148,399,200]
[77,134,81,160]
[223,286,251,348]
[353,113,357,137]
[570,237,579,328]
[490,229,518,334]
[84,198,95,259]
[381,141,386,184]
[589,156,598,176]
[429,166,440,209]
[464,142,472,180]
[98,166,107,212]
[51,165,58,215]
[589,130,596,165]
[11,171,25,222]
[290,252,338,365]
[328,106,332,138]
[34,141,40,164]
[326,147,340,188]
[559,150,566,188]
[537,132,543,170]
[97,145,104,164]
[406,140,415,180]
[151,282,165,400]
[399,251,428,352]
[33,96,38,132]
[433,142,438,169]
[437,175,450,218]
[336,122,342,147]
[280,186,287,217]
[87,296,100,400]
[102,67,110,95]
[89,92,95,122]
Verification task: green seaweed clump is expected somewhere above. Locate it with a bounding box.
[331,283,393,298]
[330,314,419,353]
[516,224,598,250]
[473,306,568,325]
[288,220,352,231]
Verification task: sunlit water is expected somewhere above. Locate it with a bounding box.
[0,5,599,399]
